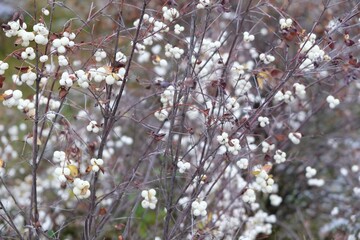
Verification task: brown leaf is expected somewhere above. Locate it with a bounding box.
[349,58,357,66]
[85,165,92,173]
[270,69,283,78]
[328,38,335,50]
[149,131,166,141]
[0,75,5,89]
[15,66,30,72]
[345,39,355,47]
[0,158,4,168]
[12,51,22,60]
[275,134,286,142]
[98,207,107,216]
[262,164,273,173]
[14,37,23,46]
[1,24,10,31]
[59,87,68,100]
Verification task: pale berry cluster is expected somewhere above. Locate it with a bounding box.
[269,194,282,207]
[0,61,9,75]
[293,83,307,99]
[165,43,184,59]
[243,31,255,42]
[261,141,275,153]
[53,150,66,162]
[33,23,49,45]
[254,169,274,193]
[3,20,28,38]
[2,90,23,107]
[288,132,302,145]
[162,6,179,22]
[258,116,270,127]
[191,199,208,217]
[237,158,249,169]
[217,132,229,145]
[225,97,240,111]
[89,67,107,82]
[115,51,127,63]
[177,160,191,173]
[279,18,293,29]
[18,98,35,119]
[305,166,317,178]
[154,85,175,121]
[41,8,49,16]
[54,164,72,183]
[196,0,212,9]
[52,32,75,54]
[19,70,37,86]
[299,33,328,71]
[75,70,90,88]
[94,49,107,62]
[58,55,69,66]
[39,55,48,62]
[273,90,294,104]
[86,121,100,133]
[174,24,184,35]
[73,178,91,199]
[274,150,287,164]
[90,158,104,172]
[217,132,241,155]
[226,139,241,155]
[53,151,78,184]
[14,25,35,47]
[242,188,256,203]
[21,47,36,60]
[141,189,158,209]
[59,72,74,87]
[307,178,325,187]
[259,53,275,64]
[154,109,169,122]
[239,210,276,239]
[326,95,340,109]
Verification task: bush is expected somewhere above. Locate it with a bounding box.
[0,0,359,239]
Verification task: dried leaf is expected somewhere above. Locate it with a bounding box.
[275,134,286,142]
[98,207,107,216]
[59,87,68,100]
[345,39,355,46]
[14,37,23,46]
[68,165,79,177]
[149,131,166,141]
[15,66,30,72]
[0,75,5,89]
[85,165,92,173]
[262,164,273,173]
[255,71,269,90]
[1,24,10,31]
[270,69,283,78]
[36,137,42,145]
